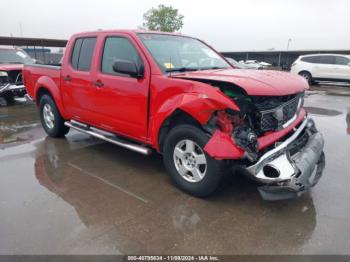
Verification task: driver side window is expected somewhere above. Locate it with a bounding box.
[101,36,142,76]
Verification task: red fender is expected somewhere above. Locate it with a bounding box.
[34,76,69,119]
[149,92,239,151]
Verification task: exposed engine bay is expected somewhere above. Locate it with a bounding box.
[198,79,325,200]
[199,79,305,161]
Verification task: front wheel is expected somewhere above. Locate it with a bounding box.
[39,94,70,137]
[163,125,225,197]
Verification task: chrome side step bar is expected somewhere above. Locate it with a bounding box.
[64,120,152,156]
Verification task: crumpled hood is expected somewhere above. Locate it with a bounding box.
[0,64,23,71]
[171,69,309,96]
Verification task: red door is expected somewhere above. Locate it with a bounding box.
[61,36,98,123]
[90,33,150,141]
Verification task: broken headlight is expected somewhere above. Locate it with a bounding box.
[233,126,258,162]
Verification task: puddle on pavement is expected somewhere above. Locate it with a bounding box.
[1,94,350,254]
[0,101,41,147]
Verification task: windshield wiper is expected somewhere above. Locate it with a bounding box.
[165,67,199,73]
[1,61,24,64]
[198,66,229,71]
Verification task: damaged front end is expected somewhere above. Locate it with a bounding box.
[202,82,325,200]
[0,70,26,104]
[247,118,325,200]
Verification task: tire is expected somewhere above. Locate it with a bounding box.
[39,94,70,137]
[163,124,225,197]
[299,71,313,85]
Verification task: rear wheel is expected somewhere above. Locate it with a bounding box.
[39,94,70,137]
[299,71,313,85]
[163,125,225,197]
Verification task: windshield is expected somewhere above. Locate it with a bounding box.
[0,49,35,64]
[138,33,231,73]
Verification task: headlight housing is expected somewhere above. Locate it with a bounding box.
[0,71,8,77]
[0,71,9,91]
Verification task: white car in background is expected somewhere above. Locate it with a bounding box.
[225,57,251,69]
[238,60,264,69]
[290,54,350,84]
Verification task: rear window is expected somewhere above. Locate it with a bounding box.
[335,56,350,65]
[70,39,83,69]
[318,56,335,65]
[70,37,97,71]
[301,55,336,65]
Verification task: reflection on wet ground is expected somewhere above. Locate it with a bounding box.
[1,90,350,255]
[0,99,42,148]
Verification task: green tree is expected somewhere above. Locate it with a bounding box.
[143,5,184,32]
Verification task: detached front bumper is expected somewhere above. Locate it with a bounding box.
[246,117,325,200]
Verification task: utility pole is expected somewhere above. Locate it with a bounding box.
[286,38,292,51]
[19,23,23,37]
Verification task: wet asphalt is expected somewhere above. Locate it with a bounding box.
[0,85,350,255]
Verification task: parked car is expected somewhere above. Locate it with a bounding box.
[290,54,350,84]
[0,47,34,105]
[225,57,250,69]
[23,30,325,200]
[258,61,272,68]
[239,60,264,69]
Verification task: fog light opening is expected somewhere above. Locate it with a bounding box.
[263,165,280,178]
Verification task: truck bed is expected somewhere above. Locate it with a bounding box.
[23,64,61,101]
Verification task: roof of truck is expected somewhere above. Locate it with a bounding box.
[71,29,189,38]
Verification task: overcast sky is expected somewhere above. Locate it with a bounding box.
[1,0,349,51]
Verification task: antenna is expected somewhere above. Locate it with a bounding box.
[169,56,172,77]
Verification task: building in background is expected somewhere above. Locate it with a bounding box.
[222,50,350,70]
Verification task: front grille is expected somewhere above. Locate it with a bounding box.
[258,95,302,132]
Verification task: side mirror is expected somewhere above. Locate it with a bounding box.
[112,60,143,79]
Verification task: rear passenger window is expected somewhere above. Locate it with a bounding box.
[335,56,350,65]
[318,56,335,65]
[71,39,83,69]
[70,37,97,71]
[101,37,142,76]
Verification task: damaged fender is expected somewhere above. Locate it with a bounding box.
[150,92,239,151]
[204,130,244,160]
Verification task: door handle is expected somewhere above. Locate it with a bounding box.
[93,80,104,87]
[64,75,72,81]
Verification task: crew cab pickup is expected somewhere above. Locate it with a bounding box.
[23,30,325,200]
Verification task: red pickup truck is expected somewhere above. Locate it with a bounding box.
[23,30,325,200]
[0,47,33,105]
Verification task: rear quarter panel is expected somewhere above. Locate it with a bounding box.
[23,65,68,118]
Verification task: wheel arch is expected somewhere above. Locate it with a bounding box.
[34,76,69,119]
[298,70,312,76]
[150,92,239,152]
[158,109,204,153]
